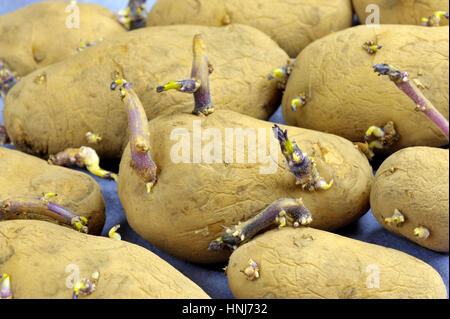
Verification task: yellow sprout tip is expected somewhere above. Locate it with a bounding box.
[146,182,154,193]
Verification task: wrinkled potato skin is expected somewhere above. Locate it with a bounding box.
[0,220,210,299]
[0,1,125,77]
[283,25,449,151]
[371,147,449,252]
[227,228,447,299]
[147,0,353,58]
[118,110,373,263]
[353,0,449,26]
[0,148,105,234]
[4,25,288,158]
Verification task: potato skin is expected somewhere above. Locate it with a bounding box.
[0,220,210,299]
[147,0,353,58]
[118,110,373,263]
[370,147,449,252]
[0,148,105,234]
[0,1,125,77]
[282,25,449,151]
[4,24,288,158]
[353,0,449,26]
[227,227,447,299]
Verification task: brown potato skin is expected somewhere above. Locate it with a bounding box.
[147,0,353,58]
[0,220,210,299]
[370,147,449,252]
[227,227,447,299]
[0,1,125,77]
[118,110,373,263]
[0,148,105,234]
[282,25,449,151]
[4,24,288,158]
[353,0,449,26]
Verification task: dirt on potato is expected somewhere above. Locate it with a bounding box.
[0,220,210,299]
[0,1,125,77]
[227,227,447,299]
[4,24,288,158]
[118,110,373,263]
[282,25,449,151]
[371,147,449,252]
[0,148,105,234]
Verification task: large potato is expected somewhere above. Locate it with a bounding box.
[4,24,288,158]
[353,0,449,26]
[282,25,449,151]
[0,1,125,77]
[370,147,449,252]
[0,148,105,234]
[227,227,447,299]
[0,220,210,299]
[147,0,354,58]
[118,110,373,263]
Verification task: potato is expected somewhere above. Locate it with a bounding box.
[353,0,449,26]
[117,110,373,263]
[282,25,449,151]
[147,0,354,58]
[370,147,449,252]
[227,227,447,299]
[0,220,210,299]
[0,148,105,234]
[0,1,125,77]
[4,24,288,158]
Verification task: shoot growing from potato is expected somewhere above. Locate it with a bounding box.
[414,226,430,239]
[72,270,100,299]
[241,259,260,281]
[421,11,449,26]
[273,124,333,191]
[208,198,312,251]
[0,274,12,299]
[111,79,157,193]
[0,193,88,233]
[157,34,215,116]
[85,132,102,144]
[48,146,118,181]
[108,224,121,240]
[76,37,104,52]
[356,121,399,160]
[373,64,449,140]
[362,41,382,54]
[291,93,307,112]
[116,0,147,30]
[0,61,19,98]
[384,208,405,226]
[268,59,295,90]
[0,125,10,145]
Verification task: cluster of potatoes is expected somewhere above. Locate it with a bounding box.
[0,0,448,299]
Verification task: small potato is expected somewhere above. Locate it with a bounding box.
[282,25,449,151]
[353,0,449,26]
[227,227,447,299]
[370,147,449,252]
[0,148,105,234]
[4,24,288,158]
[0,220,210,299]
[147,0,354,58]
[118,110,373,263]
[0,1,125,77]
